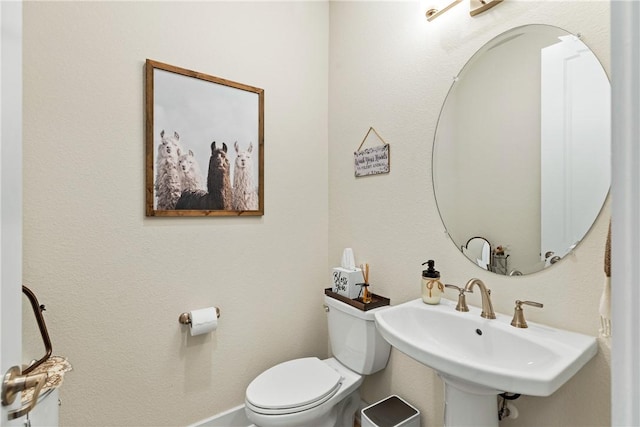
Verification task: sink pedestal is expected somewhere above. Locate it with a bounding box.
[440,374,499,427]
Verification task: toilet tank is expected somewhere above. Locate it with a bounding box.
[324,295,391,375]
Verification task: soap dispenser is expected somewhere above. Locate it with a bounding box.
[421,260,444,305]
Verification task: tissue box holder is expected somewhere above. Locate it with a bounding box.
[324,288,390,311]
[331,267,365,299]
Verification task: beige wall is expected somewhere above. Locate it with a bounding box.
[23,2,328,426]
[21,1,612,426]
[329,1,611,426]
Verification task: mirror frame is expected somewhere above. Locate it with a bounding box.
[22,285,52,375]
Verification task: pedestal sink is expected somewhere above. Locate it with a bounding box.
[374,298,597,426]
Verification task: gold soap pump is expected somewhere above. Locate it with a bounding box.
[421,260,444,304]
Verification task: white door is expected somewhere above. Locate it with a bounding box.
[1,1,24,425]
[540,34,611,263]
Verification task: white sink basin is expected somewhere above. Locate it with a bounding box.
[375,298,597,395]
[374,298,598,426]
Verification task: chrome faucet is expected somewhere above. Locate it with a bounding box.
[464,278,496,319]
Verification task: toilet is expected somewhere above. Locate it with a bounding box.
[244,294,392,427]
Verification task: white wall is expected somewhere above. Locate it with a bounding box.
[329,1,610,426]
[0,2,24,424]
[22,2,328,426]
[611,3,640,424]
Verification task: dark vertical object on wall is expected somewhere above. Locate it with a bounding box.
[605,220,611,278]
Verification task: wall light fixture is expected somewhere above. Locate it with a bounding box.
[425,0,462,22]
[425,0,504,21]
[470,0,504,16]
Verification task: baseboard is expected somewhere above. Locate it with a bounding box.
[187,404,255,427]
[188,399,369,427]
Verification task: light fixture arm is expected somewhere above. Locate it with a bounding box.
[425,0,504,22]
[470,0,504,17]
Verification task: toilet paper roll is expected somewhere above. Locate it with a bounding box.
[189,307,218,336]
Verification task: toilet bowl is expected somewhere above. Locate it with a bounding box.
[244,295,392,427]
[245,357,362,427]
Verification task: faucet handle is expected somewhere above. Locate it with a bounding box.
[445,284,472,293]
[445,284,472,312]
[510,300,544,328]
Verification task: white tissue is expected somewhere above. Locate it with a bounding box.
[189,307,218,336]
[599,277,611,337]
[341,248,356,270]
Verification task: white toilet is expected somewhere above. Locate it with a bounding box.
[244,294,392,427]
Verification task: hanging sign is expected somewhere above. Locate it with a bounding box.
[354,127,390,177]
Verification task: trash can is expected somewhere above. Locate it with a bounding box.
[361,395,420,427]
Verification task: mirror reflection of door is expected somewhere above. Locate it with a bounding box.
[540,35,611,263]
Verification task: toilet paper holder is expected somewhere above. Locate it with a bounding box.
[178,307,221,325]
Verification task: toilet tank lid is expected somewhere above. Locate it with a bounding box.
[246,357,342,411]
[324,294,389,320]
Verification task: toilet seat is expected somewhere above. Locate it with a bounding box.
[246,357,343,415]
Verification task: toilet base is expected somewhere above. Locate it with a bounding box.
[337,390,361,427]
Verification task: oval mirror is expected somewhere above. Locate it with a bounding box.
[432,24,610,276]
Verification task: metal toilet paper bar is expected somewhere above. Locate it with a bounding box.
[178,307,221,325]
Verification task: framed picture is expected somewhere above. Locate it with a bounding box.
[145,59,264,217]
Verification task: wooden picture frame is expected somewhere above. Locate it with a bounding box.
[145,59,264,216]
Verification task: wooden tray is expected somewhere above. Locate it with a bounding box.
[324,288,390,311]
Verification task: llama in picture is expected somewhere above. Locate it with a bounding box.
[175,141,232,210]
[232,141,259,211]
[177,149,206,192]
[155,130,184,210]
